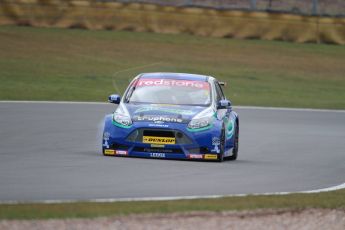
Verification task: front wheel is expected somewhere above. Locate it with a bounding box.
[228,122,239,161]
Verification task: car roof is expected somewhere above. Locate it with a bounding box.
[139,72,209,82]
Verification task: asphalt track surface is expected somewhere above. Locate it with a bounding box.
[0,102,344,202]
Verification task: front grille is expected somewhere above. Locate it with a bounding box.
[111,142,129,150]
[143,130,175,137]
[126,128,192,144]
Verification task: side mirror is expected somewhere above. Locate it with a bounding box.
[108,94,121,104]
[217,99,231,109]
[219,81,227,87]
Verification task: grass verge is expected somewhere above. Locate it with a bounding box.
[0,25,345,109]
[0,189,344,220]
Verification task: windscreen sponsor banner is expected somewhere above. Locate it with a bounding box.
[134,106,195,116]
[136,79,209,89]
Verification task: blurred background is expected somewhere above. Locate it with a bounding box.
[0,0,344,108]
[116,0,345,16]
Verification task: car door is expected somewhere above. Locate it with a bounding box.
[215,81,232,141]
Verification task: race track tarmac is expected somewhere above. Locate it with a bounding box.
[0,102,344,202]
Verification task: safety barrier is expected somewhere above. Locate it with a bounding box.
[0,0,344,45]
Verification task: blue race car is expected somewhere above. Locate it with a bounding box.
[102,73,239,162]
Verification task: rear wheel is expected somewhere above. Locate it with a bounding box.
[228,122,239,161]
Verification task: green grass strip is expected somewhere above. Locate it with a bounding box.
[0,25,345,109]
[0,189,344,220]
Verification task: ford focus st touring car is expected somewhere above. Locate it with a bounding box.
[102,73,239,162]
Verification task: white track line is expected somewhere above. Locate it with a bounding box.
[1,182,344,204]
[0,100,108,105]
[303,182,345,193]
[1,100,345,113]
[235,105,345,113]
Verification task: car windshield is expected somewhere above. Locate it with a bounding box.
[127,78,211,106]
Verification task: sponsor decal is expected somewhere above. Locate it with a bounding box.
[115,150,128,156]
[134,106,195,116]
[143,136,176,145]
[188,154,203,159]
[148,123,169,128]
[103,132,110,149]
[150,152,166,158]
[136,79,209,90]
[211,137,221,153]
[204,154,218,160]
[145,148,173,153]
[151,144,165,148]
[134,115,184,123]
[227,120,234,138]
[104,149,115,155]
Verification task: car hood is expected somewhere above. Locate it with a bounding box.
[125,103,207,124]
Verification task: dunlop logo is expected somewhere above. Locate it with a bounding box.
[143,136,175,145]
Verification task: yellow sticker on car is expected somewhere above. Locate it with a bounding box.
[143,136,175,145]
[204,154,218,160]
[104,149,115,155]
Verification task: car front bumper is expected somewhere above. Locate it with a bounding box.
[102,114,234,161]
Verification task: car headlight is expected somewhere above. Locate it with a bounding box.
[188,116,213,129]
[188,108,214,130]
[113,113,132,126]
[113,104,132,127]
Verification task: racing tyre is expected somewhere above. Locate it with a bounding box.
[228,122,239,161]
[217,127,226,162]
